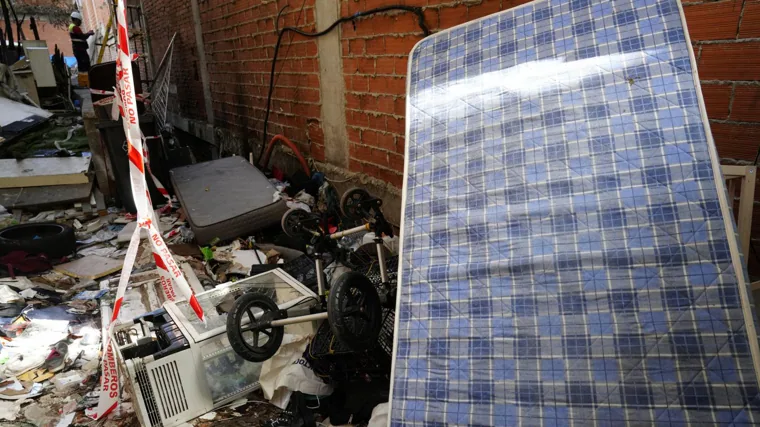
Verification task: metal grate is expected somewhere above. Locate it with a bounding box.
[150,360,189,420]
[134,359,163,427]
[150,33,176,134]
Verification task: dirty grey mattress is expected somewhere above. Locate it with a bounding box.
[170,156,287,245]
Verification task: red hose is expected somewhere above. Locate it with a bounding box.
[260,134,311,177]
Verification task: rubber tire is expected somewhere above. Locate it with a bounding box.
[340,187,371,220]
[281,208,313,238]
[328,271,382,351]
[226,293,284,363]
[0,223,76,258]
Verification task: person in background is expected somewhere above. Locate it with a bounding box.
[69,11,94,73]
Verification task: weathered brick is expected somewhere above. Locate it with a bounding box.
[701,84,732,119]
[385,35,422,56]
[346,93,362,110]
[348,158,363,173]
[467,0,503,21]
[377,169,403,188]
[740,0,760,38]
[730,86,760,122]
[367,113,387,131]
[438,4,469,30]
[370,148,390,167]
[310,143,325,162]
[350,144,374,164]
[347,127,361,143]
[345,75,370,92]
[348,39,365,55]
[362,129,396,152]
[396,136,406,155]
[711,122,760,160]
[388,152,405,173]
[394,98,406,116]
[365,37,385,55]
[394,57,409,74]
[368,76,406,95]
[386,116,405,135]
[376,57,396,75]
[698,42,760,81]
[347,110,371,127]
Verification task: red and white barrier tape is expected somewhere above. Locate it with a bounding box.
[141,134,172,209]
[91,3,204,419]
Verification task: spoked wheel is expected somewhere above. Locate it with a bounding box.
[340,188,371,220]
[281,208,316,238]
[328,271,382,350]
[226,293,284,363]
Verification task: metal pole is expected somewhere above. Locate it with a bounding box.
[29,16,39,40]
[376,240,388,283]
[188,0,214,126]
[330,223,370,240]
[271,312,328,327]
[315,257,325,296]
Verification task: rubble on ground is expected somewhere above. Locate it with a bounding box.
[0,170,398,427]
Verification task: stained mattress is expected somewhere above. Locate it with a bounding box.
[170,156,287,245]
[390,0,760,425]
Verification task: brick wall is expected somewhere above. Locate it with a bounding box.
[141,0,760,188]
[197,0,323,159]
[142,0,208,122]
[28,16,72,56]
[687,0,760,163]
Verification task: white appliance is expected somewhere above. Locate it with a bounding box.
[111,269,317,427]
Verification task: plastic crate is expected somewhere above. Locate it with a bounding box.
[305,256,398,383]
[249,254,319,292]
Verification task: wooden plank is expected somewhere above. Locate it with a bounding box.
[727,179,737,207]
[0,182,92,209]
[0,157,91,189]
[54,255,123,280]
[737,166,756,261]
[721,165,748,179]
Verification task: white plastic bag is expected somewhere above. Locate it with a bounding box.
[259,334,333,409]
[368,402,389,427]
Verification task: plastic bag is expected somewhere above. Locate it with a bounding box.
[259,334,333,409]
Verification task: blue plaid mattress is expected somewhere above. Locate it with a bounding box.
[390,0,760,425]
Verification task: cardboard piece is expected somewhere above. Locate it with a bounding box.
[0,157,91,189]
[54,256,123,280]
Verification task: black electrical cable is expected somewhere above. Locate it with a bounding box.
[257,5,431,165]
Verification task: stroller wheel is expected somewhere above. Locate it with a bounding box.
[226,293,284,363]
[340,187,371,220]
[281,208,315,238]
[328,271,382,351]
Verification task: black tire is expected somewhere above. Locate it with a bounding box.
[281,208,313,238]
[328,271,382,351]
[340,188,371,220]
[226,293,284,363]
[0,223,76,258]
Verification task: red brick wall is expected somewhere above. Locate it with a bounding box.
[688,0,760,162]
[28,17,72,56]
[142,0,760,183]
[142,0,208,122]
[197,0,323,160]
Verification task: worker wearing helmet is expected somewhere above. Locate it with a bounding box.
[69,11,94,72]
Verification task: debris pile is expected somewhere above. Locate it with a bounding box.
[0,16,399,426]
